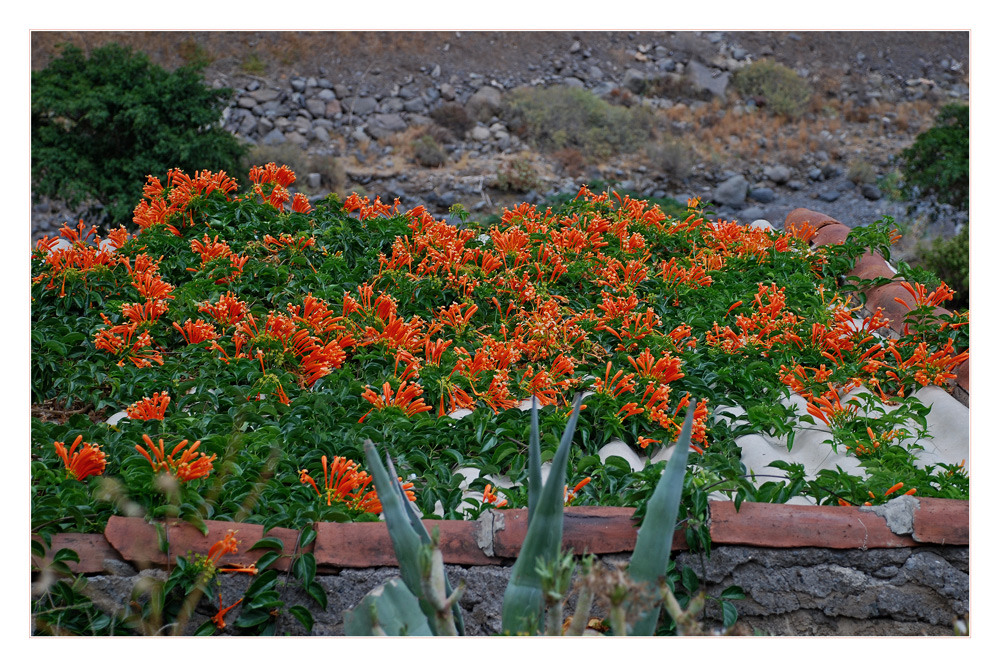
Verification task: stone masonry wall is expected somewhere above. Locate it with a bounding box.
[73,544,967,636]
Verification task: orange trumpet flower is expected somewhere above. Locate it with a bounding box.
[53,436,106,481]
[482,483,508,508]
[126,392,171,420]
[565,477,592,505]
[884,482,904,496]
[135,434,216,482]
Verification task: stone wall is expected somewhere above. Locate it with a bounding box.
[33,498,969,636]
[72,544,967,636]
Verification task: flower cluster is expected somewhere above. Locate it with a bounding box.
[299,455,415,513]
[135,434,216,482]
[53,436,106,481]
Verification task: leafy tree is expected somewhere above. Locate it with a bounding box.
[899,104,969,310]
[901,104,969,210]
[32,43,246,226]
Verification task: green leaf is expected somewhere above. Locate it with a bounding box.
[288,605,314,633]
[293,553,316,588]
[384,454,465,636]
[720,585,745,600]
[363,440,433,628]
[681,565,700,593]
[262,512,290,534]
[527,396,542,526]
[344,577,433,636]
[234,608,273,628]
[297,524,317,549]
[182,512,208,536]
[306,581,328,610]
[249,537,284,552]
[194,621,217,636]
[721,599,739,628]
[254,551,281,573]
[155,523,168,554]
[31,539,46,559]
[244,568,279,599]
[51,548,80,564]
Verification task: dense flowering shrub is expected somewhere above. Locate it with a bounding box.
[30,164,969,539]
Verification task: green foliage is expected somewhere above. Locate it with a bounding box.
[31,43,246,226]
[503,85,654,159]
[917,225,969,310]
[731,60,813,119]
[878,169,909,202]
[900,104,969,210]
[30,169,968,567]
[32,530,326,636]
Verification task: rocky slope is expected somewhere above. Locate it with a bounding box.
[31,31,969,261]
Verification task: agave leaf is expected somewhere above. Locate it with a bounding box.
[627,407,694,636]
[501,394,583,635]
[362,440,436,630]
[385,454,466,636]
[527,395,541,527]
[344,577,433,636]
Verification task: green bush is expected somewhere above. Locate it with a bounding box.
[412,134,448,168]
[901,104,969,210]
[503,86,653,159]
[730,60,812,119]
[917,224,969,310]
[32,43,246,226]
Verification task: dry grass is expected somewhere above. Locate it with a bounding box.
[651,95,943,167]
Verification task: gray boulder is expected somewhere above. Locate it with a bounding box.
[303,99,325,118]
[763,164,792,184]
[713,174,748,208]
[260,128,287,146]
[342,96,378,116]
[687,60,731,97]
[623,68,648,94]
[365,113,408,140]
[466,85,503,121]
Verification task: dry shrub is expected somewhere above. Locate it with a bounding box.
[553,147,587,177]
[847,160,877,185]
[645,73,713,102]
[493,157,542,193]
[430,102,474,139]
[607,87,638,107]
[644,137,691,181]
